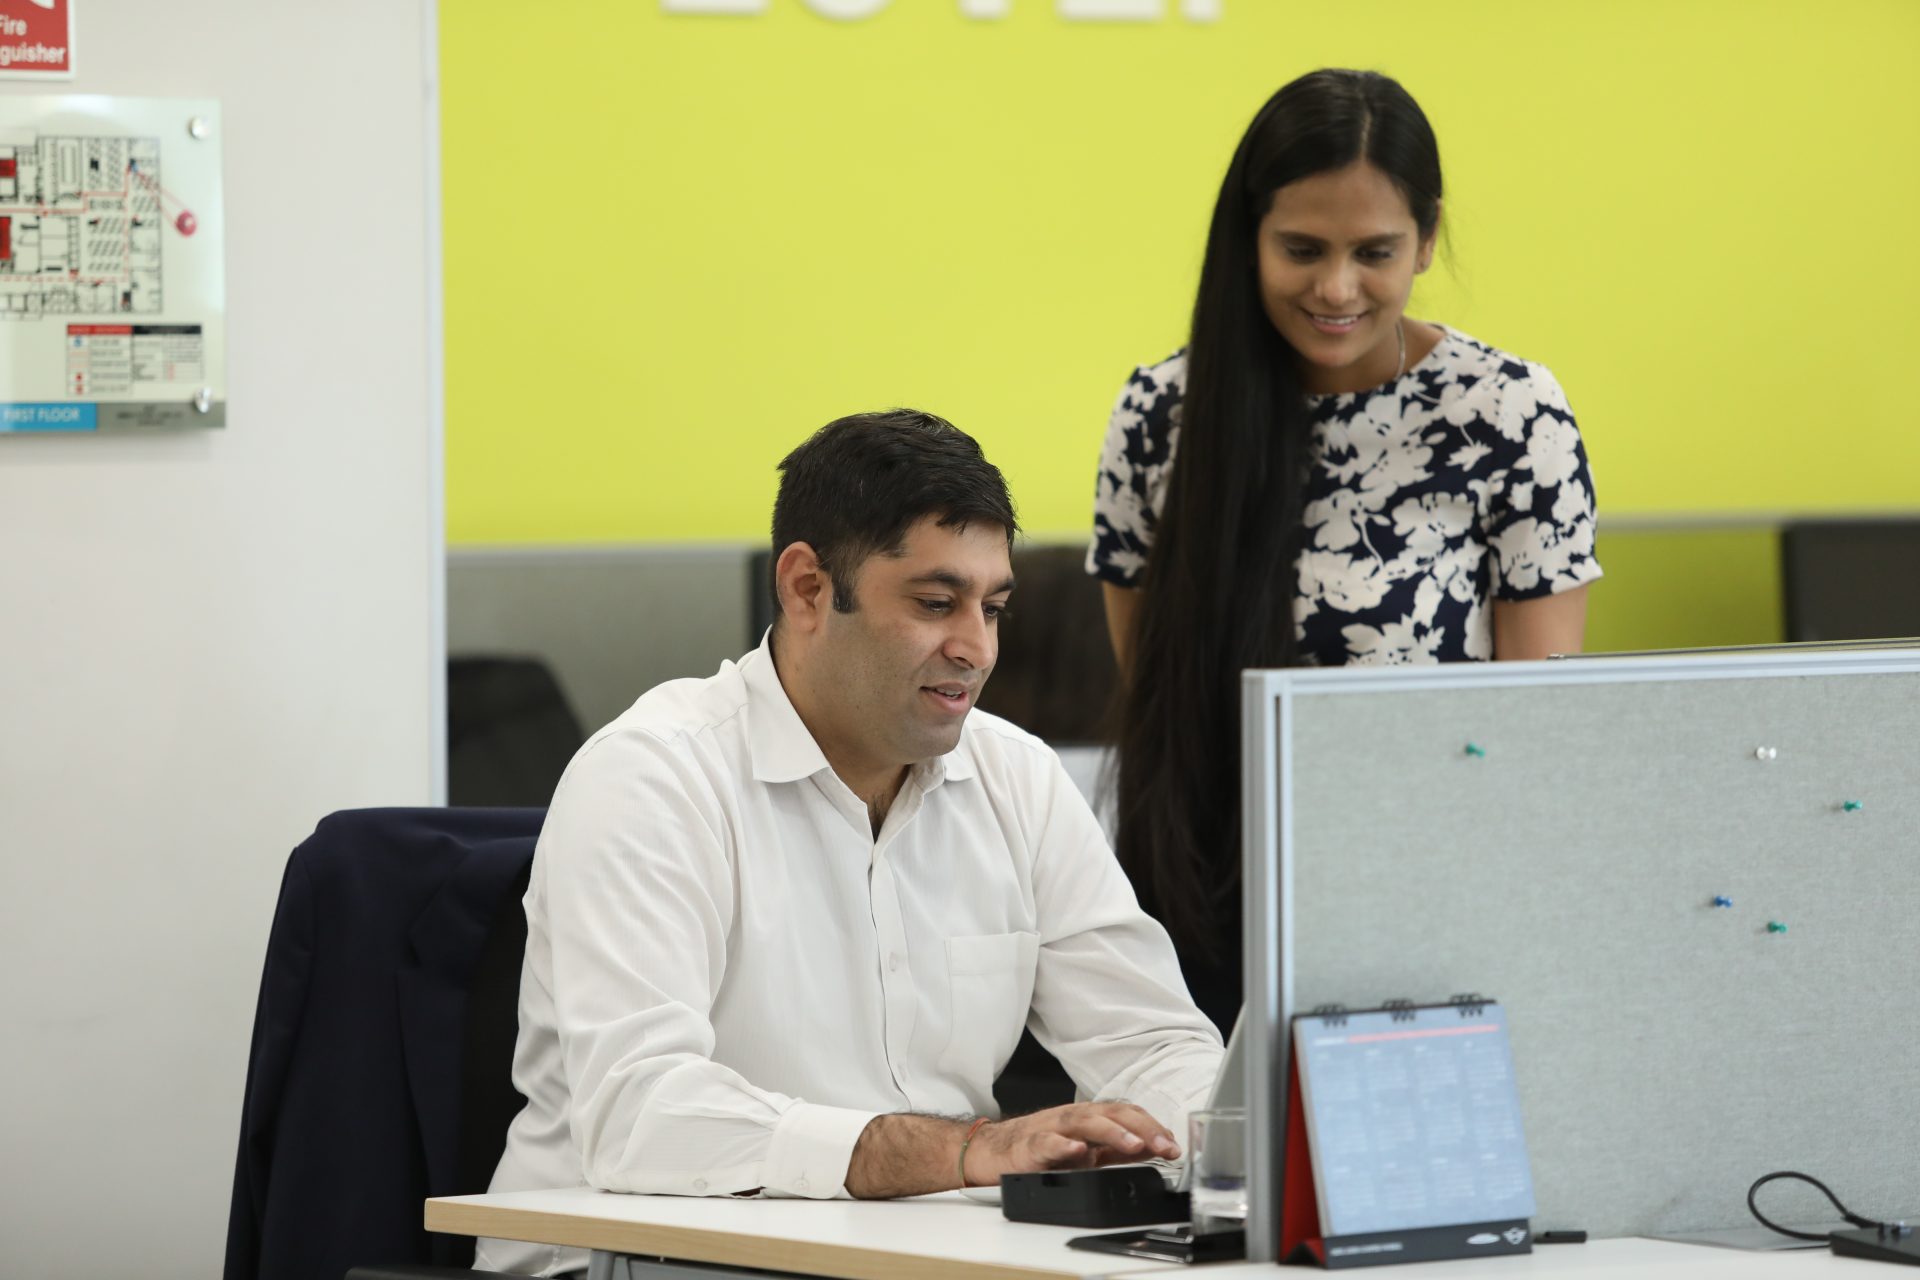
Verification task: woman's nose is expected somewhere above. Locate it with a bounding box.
[1315,262,1359,308]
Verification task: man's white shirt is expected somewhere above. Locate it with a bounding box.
[477,636,1223,1276]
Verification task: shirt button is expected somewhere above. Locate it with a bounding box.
[795,1176,810,1192]
[692,1178,707,1192]
[888,953,902,973]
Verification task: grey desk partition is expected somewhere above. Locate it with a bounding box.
[1240,649,1920,1261]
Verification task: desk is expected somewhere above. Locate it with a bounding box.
[1179,1243,1876,1278]
[427,1189,1881,1279]
[427,1187,1175,1279]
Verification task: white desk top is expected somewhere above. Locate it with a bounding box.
[1152,1237,1869,1278]
[427,1188,1877,1280]
[427,1186,1175,1279]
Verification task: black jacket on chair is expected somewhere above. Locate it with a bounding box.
[222,807,544,1280]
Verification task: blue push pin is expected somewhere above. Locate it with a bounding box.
[1841,800,1865,813]
[1464,743,1486,759]
[1712,896,1733,909]
[1767,921,1789,935]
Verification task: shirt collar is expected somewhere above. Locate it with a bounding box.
[742,633,833,784]
[741,630,978,787]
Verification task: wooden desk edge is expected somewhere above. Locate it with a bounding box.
[425,1198,1101,1280]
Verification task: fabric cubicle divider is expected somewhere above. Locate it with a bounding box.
[1238,647,1920,1260]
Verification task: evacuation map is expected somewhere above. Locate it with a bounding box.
[0,133,164,318]
[0,98,225,433]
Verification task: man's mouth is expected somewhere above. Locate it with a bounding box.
[922,683,973,712]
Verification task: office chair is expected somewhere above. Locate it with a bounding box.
[1779,519,1920,643]
[222,807,543,1280]
[447,656,586,806]
[972,544,1118,745]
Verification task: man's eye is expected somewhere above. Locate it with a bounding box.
[985,603,1011,621]
[919,598,953,614]
[1358,248,1394,264]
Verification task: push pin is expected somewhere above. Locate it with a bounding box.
[1767,921,1788,934]
[1841,800,1865,812]
[1754,746,1777,761]
[1712,896,1733,908]
[1464,743,1486,759]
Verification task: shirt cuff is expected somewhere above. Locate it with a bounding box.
[762,1100,879,1198]
[1103,1062,1222,1140]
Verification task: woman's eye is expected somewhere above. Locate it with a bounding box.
[1285,246,1320,262]
[1358,248,1394,264]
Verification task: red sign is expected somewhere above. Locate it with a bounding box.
[0,0,73,79]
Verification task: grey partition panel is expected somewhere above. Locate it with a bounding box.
[448,546,754,733]
[1244,652,1920,1257]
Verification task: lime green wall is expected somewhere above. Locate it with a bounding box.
[442,1,1920,547]
[1586,529,1783,653]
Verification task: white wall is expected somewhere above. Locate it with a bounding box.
[0,4,441,1275]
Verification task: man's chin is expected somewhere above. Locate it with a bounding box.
[904,719,967,764]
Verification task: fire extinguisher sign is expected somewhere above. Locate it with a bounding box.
[0,0,73,80]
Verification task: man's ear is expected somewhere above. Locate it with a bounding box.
[774,542,830,633]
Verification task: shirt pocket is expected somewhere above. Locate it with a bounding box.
[938,931,1040,1086]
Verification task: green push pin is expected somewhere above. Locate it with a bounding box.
[1841,800,1865,812]
[1464,743,1486,759]
[1767,921,1788,934]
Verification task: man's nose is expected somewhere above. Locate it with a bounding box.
[945,609,995,670]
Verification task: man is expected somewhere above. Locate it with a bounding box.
[477,410,1224,1276]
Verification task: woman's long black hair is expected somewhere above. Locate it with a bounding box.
[1113,69,1444,967]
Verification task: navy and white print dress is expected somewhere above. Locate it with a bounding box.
[1086,327,1602,665]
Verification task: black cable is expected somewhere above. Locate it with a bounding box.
[1748,1171,1885,1241]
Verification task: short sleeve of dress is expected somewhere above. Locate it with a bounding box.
[1087,356,1184,588]
[1483,362,1604,601]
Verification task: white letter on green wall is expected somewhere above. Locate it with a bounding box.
[661,0,770,13]
[803,0,892,17]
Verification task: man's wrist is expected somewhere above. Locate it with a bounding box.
[847,1112,995,1199]
[957,1117,992,1188]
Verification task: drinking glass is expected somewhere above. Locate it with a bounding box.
[1188,1106,1248,1231]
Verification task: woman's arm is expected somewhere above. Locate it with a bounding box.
[1102,582,1143,678]
[1492,586,1589,660]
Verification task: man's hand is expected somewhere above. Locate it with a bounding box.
[843,1103,1180,1199]
[963,1102,1179,1186]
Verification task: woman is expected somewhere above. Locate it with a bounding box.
[1087,69,1601,1031]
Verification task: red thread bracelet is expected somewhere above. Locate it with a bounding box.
[957,1117,991,1188]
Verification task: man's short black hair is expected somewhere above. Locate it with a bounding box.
[771,409,1018,619]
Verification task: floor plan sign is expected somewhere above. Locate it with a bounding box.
[0,97,225,432]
